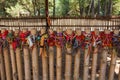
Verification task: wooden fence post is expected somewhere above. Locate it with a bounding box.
[109,29,119,80]
[10,44,17,80]
[42,52,48,80]
[108,49,117,80]
[48,29,55,80]
[65,53,72,80]
[91,48,98,80]
[83,48,90,80]
[56,47,62,80]
[49,47,54,80]
[16,48,24,80]
[99,48,107,80]
[55,27,63,80]
[83,28,91,80]
[0,47,6,80]
[23,46,31,80]
[3,47,12,80]
[32,45,39,80]
[64,29,73,80]
[73,49,81,80]
[40,28,48,80]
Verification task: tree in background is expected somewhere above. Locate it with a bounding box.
[0,0,120,17]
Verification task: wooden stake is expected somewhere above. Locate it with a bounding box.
[49,47,54,80]
[83,48,90,80]
[10,44,17,80]
[65,29,73,80]
[40,28,48,80]
[42,49,48,80]
[3,47,12,80]
[73,49,81,80]
[16,48,24,80]
[32,45,39,80]
[108,49,117,80]
[91,48,98,80]
[23,46,31,80]
[0,47,6,80]
[56,47,62,80]
[65,52,72,80]
[99,48,107,80]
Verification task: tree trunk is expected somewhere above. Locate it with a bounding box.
[99,48,107,80]
[73,48,81,80]
[49,47,54,80]
[65,48,72,80]
[83,48,90,80]
[16,48,24,80]
[3,47,12,80]
[0,47,6,80]
[56,47,62,80]
[91,0,95,17]
[23,46,31,80]
[32,45,39,80]
[108,49,117,80]
[53,0,56,17]
[97,0,100,15]
[10,45,17,80]
[91,48,98,80]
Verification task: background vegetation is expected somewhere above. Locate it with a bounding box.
[0,0,120,17]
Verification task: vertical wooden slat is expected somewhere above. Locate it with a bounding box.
[91,48,98,80]
[73,49,81,80]
[0,47,6,80]
[83,48,90,80]
[3,47,12,80]
[99,48,107,80]
[65,48,72,80]
[10,44,17,80]
[23,46,31,80]
[108,49,117,80]
[56,47,62,80]
[16,48,24,80]
[49,47,54,80]
[65,53,72,80]
[32,45,39,80]
[42,50,48,80]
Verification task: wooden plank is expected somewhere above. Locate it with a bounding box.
[32,45,39,80]
[3,47,12,80]
[16,48,24,80]
[23,46,31,80]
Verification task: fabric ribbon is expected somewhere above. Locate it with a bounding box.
[92,31,102,48]
[47,33,55,46]
[102,32,112,48]
[40,33,48,57]
[19,31,30,44]
[64,32,75,48]
[112,33,120,52]
[83,32,92,58]
[74,34,85,49]
[55,32,64,48]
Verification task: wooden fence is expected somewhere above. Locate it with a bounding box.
[0,16,120,30]
[0,17,120,80]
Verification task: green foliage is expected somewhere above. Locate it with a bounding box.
[0,0,120,17]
